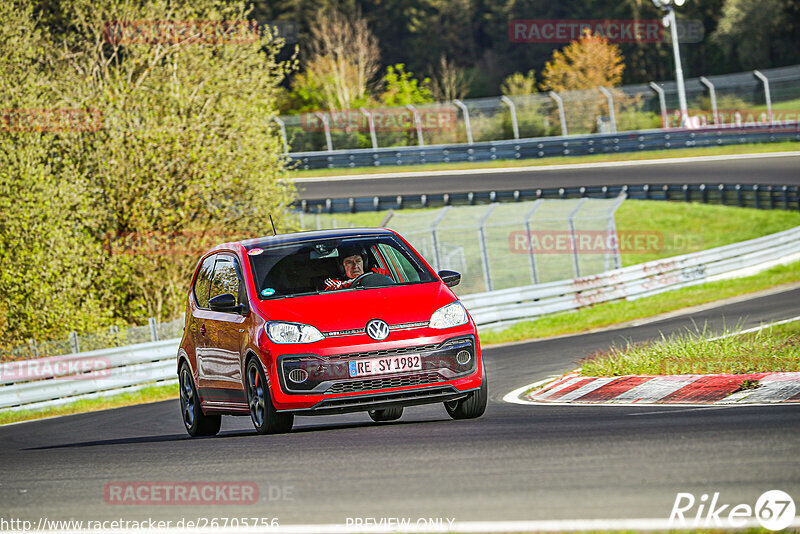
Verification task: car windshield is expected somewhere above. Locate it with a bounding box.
[247,235,436,299]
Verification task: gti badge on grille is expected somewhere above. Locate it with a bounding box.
[366,319,390,341]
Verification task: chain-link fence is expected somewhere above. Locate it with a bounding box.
[1,317,184,362]
[382,196,626,295]
[279,65,800,153]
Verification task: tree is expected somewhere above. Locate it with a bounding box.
[540,29,625,92]
[298,7,381,111]
[379,64,433,106]
[430,55,472,102]
[0,0,295,346]
[501,70,537,96]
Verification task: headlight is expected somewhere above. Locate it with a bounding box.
[265,322,324,344]
[429,301,468,329]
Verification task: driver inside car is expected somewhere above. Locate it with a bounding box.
[323,245,391,291]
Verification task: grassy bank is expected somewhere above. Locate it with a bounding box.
[290,141,800,178]
[580,318,800,376]
[479,260,800,345]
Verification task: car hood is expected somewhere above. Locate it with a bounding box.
[255,282,456,331]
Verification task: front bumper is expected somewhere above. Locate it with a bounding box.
[268,331,482,411]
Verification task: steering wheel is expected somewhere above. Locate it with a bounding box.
[352,271,394,288]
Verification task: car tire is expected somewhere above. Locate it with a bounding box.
[179,362,221,437]
[368,407,404,422]
[444,368,488,420]
[245,358,293,435]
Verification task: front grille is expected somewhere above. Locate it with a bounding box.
[326,372,441,394]
[333,343,440,360]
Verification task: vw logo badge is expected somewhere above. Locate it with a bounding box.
[366,319,390,341]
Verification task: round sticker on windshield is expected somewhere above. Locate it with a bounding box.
[261,288,276,297]
[248,248,263,256]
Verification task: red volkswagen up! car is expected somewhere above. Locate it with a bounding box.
[177,228,486,436]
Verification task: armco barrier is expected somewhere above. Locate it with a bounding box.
[300,182,800,214]
[290,122,800,170]
[461,225,800,327]
[1,225,798,412]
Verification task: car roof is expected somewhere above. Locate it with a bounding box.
[236,227,397,251]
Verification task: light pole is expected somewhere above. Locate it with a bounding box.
[653,0,689,127]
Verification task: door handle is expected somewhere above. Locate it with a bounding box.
[199,324,206,335]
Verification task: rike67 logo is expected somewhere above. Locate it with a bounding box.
[669,490,796,530]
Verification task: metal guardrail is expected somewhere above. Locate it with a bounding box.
[300,182,800,214]
[290,122,800,170]
[461,225,800,327]
[2,225,798,412]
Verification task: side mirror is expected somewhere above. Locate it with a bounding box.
[438,270,461,288]
[209,293,247,314]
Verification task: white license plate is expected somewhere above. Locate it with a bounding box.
[348,354,422,378]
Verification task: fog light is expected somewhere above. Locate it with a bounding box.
[456,350,471,365]
[288,369,309,383]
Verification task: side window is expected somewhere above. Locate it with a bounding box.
[194,255,216,308]
[209,255,244,305]
[377,244,421,283]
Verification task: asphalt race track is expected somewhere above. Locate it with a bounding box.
[295,152,800,200]
[2,287,799,527]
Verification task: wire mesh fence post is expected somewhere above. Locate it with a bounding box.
[567,198,588,278]
[478,204,498,292]
[314,111,333,151]
[649,82,668,129]
[753,70,773,125]
[453,100,474,145]
[607,193,627,270]
[273,116,288,154]
[549,92,568,136]
[406,104,425,146]
[430,206,451,270]
[359,107,378,149]
[500,96,519,139]
[598,87,617,134]
[69,331,79,354]
[523,199,544,284]
[699,76,719,126]
[148,317,159,342]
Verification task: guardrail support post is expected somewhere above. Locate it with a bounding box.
[273,116,289,154]
[567,198,588,278]
[524,199,544,284]
[478,203,497,292]
[500,96,519,139]
[649,82,668,129]
[359,107,379,149]
[453,100,474,145]
[698,76,719,126]
[406,104,425,146]
[69,331,79,354]
[753,70,773,126]
[548,92,568,136]
[598,87,617,134]
[148,317,159,342]
[429,206,450,270]
[314,112,333,152]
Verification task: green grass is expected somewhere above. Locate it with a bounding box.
[479,260,800,345]
[289,141,800,178]
[580,319,800,376]
[0,383,177,425]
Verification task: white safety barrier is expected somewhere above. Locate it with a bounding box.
[462,225,800,327]
[1,225,798,413]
